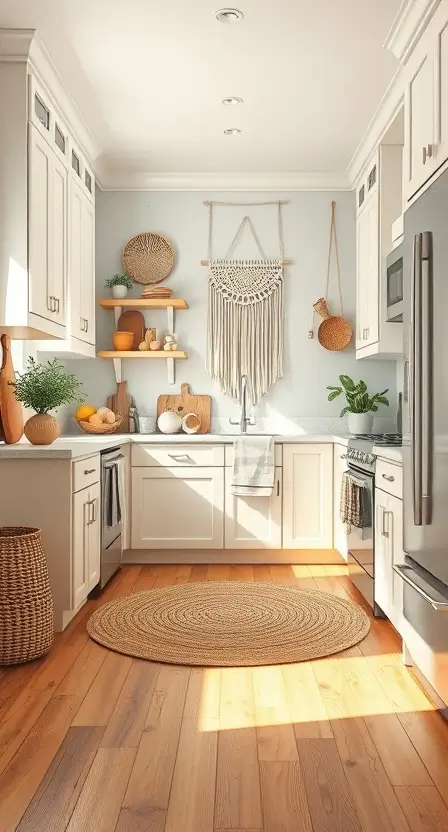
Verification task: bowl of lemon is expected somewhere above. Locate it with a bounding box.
[75,404,122,435]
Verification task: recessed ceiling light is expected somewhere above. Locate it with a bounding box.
[221,96,243,105]
[224,128,241,135]
[215,8,244,24]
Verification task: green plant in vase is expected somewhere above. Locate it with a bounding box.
[105,273,133,299]
[11,358,85,445]
[327,374,389,434]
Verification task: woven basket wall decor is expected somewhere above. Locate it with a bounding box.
[0,527,54,664]
[313,297,353,351]
[123,232,175,285]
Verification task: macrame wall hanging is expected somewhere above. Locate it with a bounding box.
[203,201,290,405]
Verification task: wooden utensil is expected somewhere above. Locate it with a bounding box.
[117,310,145,350]
[106,381,133,433]
[157,383,211,434]
[0,334,24,444]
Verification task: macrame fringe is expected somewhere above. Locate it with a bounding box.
[206,261,284,405]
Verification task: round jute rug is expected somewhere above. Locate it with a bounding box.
[87,581,370,666]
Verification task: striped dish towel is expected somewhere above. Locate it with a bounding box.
[231,435,275,497]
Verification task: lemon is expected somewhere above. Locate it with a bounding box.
[75,404,97,422]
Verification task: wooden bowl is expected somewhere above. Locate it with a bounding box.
[77,416,123,435]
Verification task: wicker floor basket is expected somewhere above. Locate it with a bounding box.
[0,527,54,664]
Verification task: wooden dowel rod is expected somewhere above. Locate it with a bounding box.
[203,200,290,206]
[201,258,293,266]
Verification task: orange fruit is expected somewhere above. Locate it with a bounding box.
[75,404,97,422]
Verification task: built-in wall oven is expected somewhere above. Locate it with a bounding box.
[386,242,404,321]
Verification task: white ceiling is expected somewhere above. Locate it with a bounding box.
[0,0,401,180]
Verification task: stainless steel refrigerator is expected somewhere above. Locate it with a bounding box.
[395,168,448,710]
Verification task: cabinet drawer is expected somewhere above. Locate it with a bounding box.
[376,459,402,499]
[131,443,224,468]
[224,443,282,467]
[72,454,100,492]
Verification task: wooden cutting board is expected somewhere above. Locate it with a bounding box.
[107,381,133,433]
[0,334,24,444]
[117,310,145,350]
[157,383,211,434]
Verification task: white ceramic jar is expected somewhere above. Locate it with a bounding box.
[157,410,182,434]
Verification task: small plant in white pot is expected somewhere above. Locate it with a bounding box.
[105,273,133,300]
[327,375,389,435]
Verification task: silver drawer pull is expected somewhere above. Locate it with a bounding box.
[382,473,395,482]
[84,468,96,475]
[168,454,193,463]
[394,564,448,611]
[340,454,347,459]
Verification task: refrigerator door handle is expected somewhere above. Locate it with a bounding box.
[421,231,433,526]
[411,234,423,526]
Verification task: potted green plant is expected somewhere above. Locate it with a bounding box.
[327,375,389,434]
[105,273,133,300]
[11,358,85,445]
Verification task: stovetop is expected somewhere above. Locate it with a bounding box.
[353,433,402,447]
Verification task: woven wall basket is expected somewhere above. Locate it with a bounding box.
[313,297,353,351]
[0,527,54,664]
[123,232,175,285]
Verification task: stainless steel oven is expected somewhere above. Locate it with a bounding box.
[386,242,404,321]
[345,459,378,612]
[99,447,124,591]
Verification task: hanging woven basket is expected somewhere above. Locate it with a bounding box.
[313,297,353,351]
[123,232,175,285]
[0,527,54,664]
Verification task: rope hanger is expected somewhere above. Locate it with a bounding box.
[201,200,292,265]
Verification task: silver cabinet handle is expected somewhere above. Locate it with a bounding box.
[168,454,193,463]
[380,505,389,537]
[340,454,347,459]
[84,468,96,475]
[422,144,433,164]
[85,499,93,525]
[276,479,280,497]
[394,564,448,611]
[85,318,88,333]
[411,234,423,525]
[421,232,433,526]
[382,473,395,482]
[91,498,97,523]
[80,318,84,332]
[49,295,55,312]
[55,297,60,313]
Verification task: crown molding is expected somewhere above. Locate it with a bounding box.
[384,0,441,63]
[97,169,351,192]
[0,28,101,165]
[346,66,405,187]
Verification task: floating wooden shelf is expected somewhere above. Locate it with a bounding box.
[97,350,187,360]
[99,298,189,310]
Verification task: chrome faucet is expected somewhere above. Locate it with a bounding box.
[229,375,256,434]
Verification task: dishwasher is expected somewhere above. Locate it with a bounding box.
[99,446,124,591]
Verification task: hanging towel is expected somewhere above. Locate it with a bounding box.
[340,471,371,529]
[231,435,275,497]
[103,455,125,528]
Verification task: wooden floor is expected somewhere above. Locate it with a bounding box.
[1,564,448,832]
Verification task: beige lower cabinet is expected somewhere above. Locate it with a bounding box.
[72,480,101,609]
[374,486,404,631]
[131,466,225,549]
[224,467,282,549]
[333,443,349,560]
[282,444,333,549]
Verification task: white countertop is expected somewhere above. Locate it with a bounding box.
[0,432,351,459]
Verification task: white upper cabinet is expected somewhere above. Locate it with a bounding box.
[355,144,403,360]
[404,3,448,201]
[68,177,96,348]
[282,444,333,549]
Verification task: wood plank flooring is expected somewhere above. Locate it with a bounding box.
[1,563,448,832]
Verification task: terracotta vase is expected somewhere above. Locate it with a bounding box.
[24,413,60,445]
[113,331,134,351]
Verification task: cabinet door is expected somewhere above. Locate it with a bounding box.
[81,194,95,345]
[406,53,435,199]
[131,467,224,549]
[224,467,282,549]
[68,178,84,343]
[72,487,89,609]
[356,192,379,349]
[28,123,52,323]
[374,489,391,617]
[435,18,448,173]
[386,492,404,633]
[87,481,101,591]
[282,445,333,549]
[50,152,68,327]
[333,444,348,560]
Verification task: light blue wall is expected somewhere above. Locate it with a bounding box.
[63,189,397,427]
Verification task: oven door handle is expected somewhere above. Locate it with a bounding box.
[393,564,448,611]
